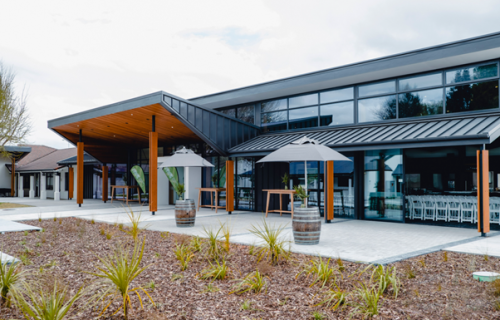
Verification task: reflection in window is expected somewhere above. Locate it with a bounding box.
[399,73,442,91]
[289,107,318,129]
[289,93,318,108]
[320,101,354,126]
[445,80,499,113]
[261,111,287,132]
[398,88,443,118]
[236,158,255,210]
[320,87,353,103]
[359,81,395,97]
[358,95,397,123]
[236,105,254,124]
[446,63,498,84]
[220,108,235,117]
[261,99,287,112]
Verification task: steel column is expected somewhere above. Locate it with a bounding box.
[102,165,108,203]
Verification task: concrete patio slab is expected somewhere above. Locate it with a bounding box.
[445,233,500,258]
[0,219,42,233]
[0,252,19,265]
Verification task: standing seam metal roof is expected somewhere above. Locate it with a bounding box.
[228,114,500,155]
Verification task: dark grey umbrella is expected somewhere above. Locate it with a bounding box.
[158,147,214,168]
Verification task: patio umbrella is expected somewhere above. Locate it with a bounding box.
[257,136,351,210]
[158,147,214,168]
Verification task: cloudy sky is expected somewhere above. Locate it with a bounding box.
[1,0,500,149]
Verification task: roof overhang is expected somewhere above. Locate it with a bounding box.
[190,32,500,109]
[2,146,31,161]
[228,112,500,157]
[48,91,260,163]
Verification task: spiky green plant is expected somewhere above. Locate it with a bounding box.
[220,221,232,252]
[297,256,336,288]
[281,173,289,190]
[371,264,401,298]
[0,260,27,307]
[174,183,186,200]
[248,219,290,265]
[89,238,154,319]
[174,244,194,271]
[199,259,229,281]
[124,207,149,241]
[11,279,84,320]
[350,282,381,318]
[293,185,309,208]
[190,236,203,253]
[202,225,224,260]
[316,283,348,310]
[230,270,268,295]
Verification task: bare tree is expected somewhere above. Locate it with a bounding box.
[0,62,31,156]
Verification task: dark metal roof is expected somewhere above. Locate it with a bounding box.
[190,32,500,109]
[228,113,500,156]
[3,146,31,153]
[57,153,100,166]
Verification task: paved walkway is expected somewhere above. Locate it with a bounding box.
[0,198,497,264]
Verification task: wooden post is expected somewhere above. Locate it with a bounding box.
[226,160,234,214]
[77,142,84,207]
[477,149,490,236]
[149,132,158,214]
[68,167,74,200]
[325,160,334,222]
[11,157,15,197]
[102,165,108,203]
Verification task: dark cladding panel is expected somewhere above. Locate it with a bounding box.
[180,102,188,119]
[202,110,210,137]
[210,113,217,141]
[255,161,288,212]
[188,104,196,125]
[172,99,180,113]
[196,108,203,132]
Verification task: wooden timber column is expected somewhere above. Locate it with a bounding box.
[102,165,108,203]
[149,116,158,215]
[324,160,334,223]
[226,160,234,214]
[477,148,490,236]
[68,167,74,200]
[11,157,15,197]
[77,129,84,207]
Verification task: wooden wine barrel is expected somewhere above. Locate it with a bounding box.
[175,199,196,227]
[292,207,321,245]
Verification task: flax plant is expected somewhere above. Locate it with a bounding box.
[220,221,232,252]
[174,244,195,271]
[202,225,224,260]
[1,259,27,307]
[230,270,268,295]
[90,238,154,319]
[297,255,336,288]
[248,219,290,265]
[350,282,381,318]
[371,264,401,298]
[11,279,84,320]
[124,207,149,241]
[199,259,229,281]
[316,283,348,310]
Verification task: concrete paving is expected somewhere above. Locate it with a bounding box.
[0,219,42,233]
[0,252,19,265]
[0,198,496,264]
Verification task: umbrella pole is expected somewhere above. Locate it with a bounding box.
[304,161,308,207]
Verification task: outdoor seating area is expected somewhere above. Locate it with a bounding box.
[406,195,500,224]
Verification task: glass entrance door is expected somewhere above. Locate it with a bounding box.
[364,149,403,221]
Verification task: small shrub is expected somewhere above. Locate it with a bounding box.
[199,259,229,281]
[58,219,62,225]
[240,300,252,311]
[248,244,255,256]
[160,231,170,239]
[19,254,31,266]
[351,282,381,318]
[220,221,232,252]
[190,236,203,253]
[442,251,448,262]
[248,219,290,265]
[297,256,336,288]
[147,280,155,290]
[491,279,500,297]
[494,299,500,311]
[371,264,401,298]
[418,258,426,268]
[316,283,348,310]
[105,232,112,240]
[404,263,415,279]
[118,223,124,231]
[202,225,224,260]
[125,207,149,241]
[24,230,28,236]
[171,273,184,282]
[312,311,326,320]
[90,218,95,224]
[231,270,268,295]
[485,254,489,261]
[174,244,194,271]
[99,227,105,236]
[201,283,220,293]
[336,257,345,272]
[0,260,27,307]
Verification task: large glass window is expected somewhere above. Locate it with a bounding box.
[398,88,443,118]
[358,95,397,123]
[399,73,442,91]
[236,158,255,210]
[236,105,254,124]
[261,99,287,112]
[220,108,235,117]
[364,149,403,221]
[445,80,499,113]
[320,87,353,103]
[289,93,318,108]
[261,111,287,132]
[289,107,318,129]
[320,101,354,126]
[359,80,395,97]
[446,63,498,84]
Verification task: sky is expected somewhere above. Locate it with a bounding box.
[1,0,500,149]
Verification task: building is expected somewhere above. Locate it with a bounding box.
[47,32,500,230]
[0,146,31,197]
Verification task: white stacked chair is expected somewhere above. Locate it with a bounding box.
[423,196,436,221]
[412,196,424,220]
[490,197,500,224]
[405,196,413,219]
[460,197,475,223]
[448,197,461,222]
[435,197,449,221]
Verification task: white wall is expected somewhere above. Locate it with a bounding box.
[185,167,201,207]
[157,157,170,205]
[0,157,11,189]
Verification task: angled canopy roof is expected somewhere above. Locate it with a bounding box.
[57,153,100,166]
[3,146,31,161]
[229,112,500,156]
[48,91,260,163]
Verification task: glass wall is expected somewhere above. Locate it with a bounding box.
[364,149,403,221]
[235,157,255,210]
[218,105,255,125]
[215,61,499,132]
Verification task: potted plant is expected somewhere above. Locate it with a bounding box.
[281,173,289,190]
[292,185,321,245]
[163,166,196,228]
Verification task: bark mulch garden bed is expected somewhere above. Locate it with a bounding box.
[1,217,500,319]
